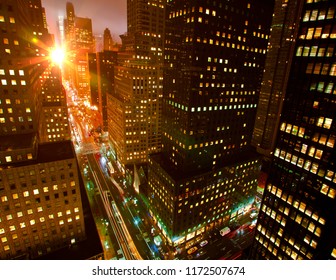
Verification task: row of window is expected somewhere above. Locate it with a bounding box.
[306,62,336,76]
[300,25,336,40]
[275,148,336,186]
[0,69,24,76]
[0,15,15,23]
[187,35,267,54]
[296,45,334,57]
[310,81,336,94]
[0,79,26,86]
[302,7,335,22]
[0,214,81,236]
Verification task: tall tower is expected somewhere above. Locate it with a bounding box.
[63,2,95,98]
[250,0,336,260]
[0,0,86,259]
[89,51,118,132]
[64,2,76,50]
[39,66,71,143]
[103,28,114,51]
[108,0,164,167]
[252,0,303,159]
[148,0,274,248]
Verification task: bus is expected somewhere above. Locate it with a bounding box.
[107,162,114,176]
[220,226,231,236]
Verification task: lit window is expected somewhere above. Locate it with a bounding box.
[33,189,39,195]
[332,248,336,258]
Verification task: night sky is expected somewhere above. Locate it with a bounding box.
[42,0,127,42]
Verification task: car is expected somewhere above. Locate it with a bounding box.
[250,212,258,219]
[187,246,198,255]
[248,223,256,230]
[199,240,208,247]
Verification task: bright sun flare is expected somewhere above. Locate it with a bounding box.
[50,48,65,66]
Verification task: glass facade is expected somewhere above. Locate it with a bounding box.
[250,0,336,260]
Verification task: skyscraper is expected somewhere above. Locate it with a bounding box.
[250,0,336,260]
[89,50,118,132]
[103,28,114,51]
[63,2,95,98]
[108,0,164,167]
[147,0,274,249]
[0,0,86,259]
[39,66,71,143]
[252,0,303,159]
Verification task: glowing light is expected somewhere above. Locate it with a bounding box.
[50,48,65,66]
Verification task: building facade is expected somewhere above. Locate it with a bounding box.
[250,0,336,260]
[89,50,118,132]
[147,0,274,248]
[108,0,164,167]
[252,0,304,159]
[0,0,86,259]
[39,66,71,143]
[64,2,95,98]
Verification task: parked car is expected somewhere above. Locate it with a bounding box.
[199,240,208,247]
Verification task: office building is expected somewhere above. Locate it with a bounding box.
[89,50,118,132]
[0,0,86,259]
[64,2,95,98]
[39,66,71,143]
[252,0,303,159]
[250,0,336,260]
[108,0,164,167]
[148,0,274,248]
[103,28,114,51]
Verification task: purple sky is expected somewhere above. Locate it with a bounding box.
[42,0,127,42]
